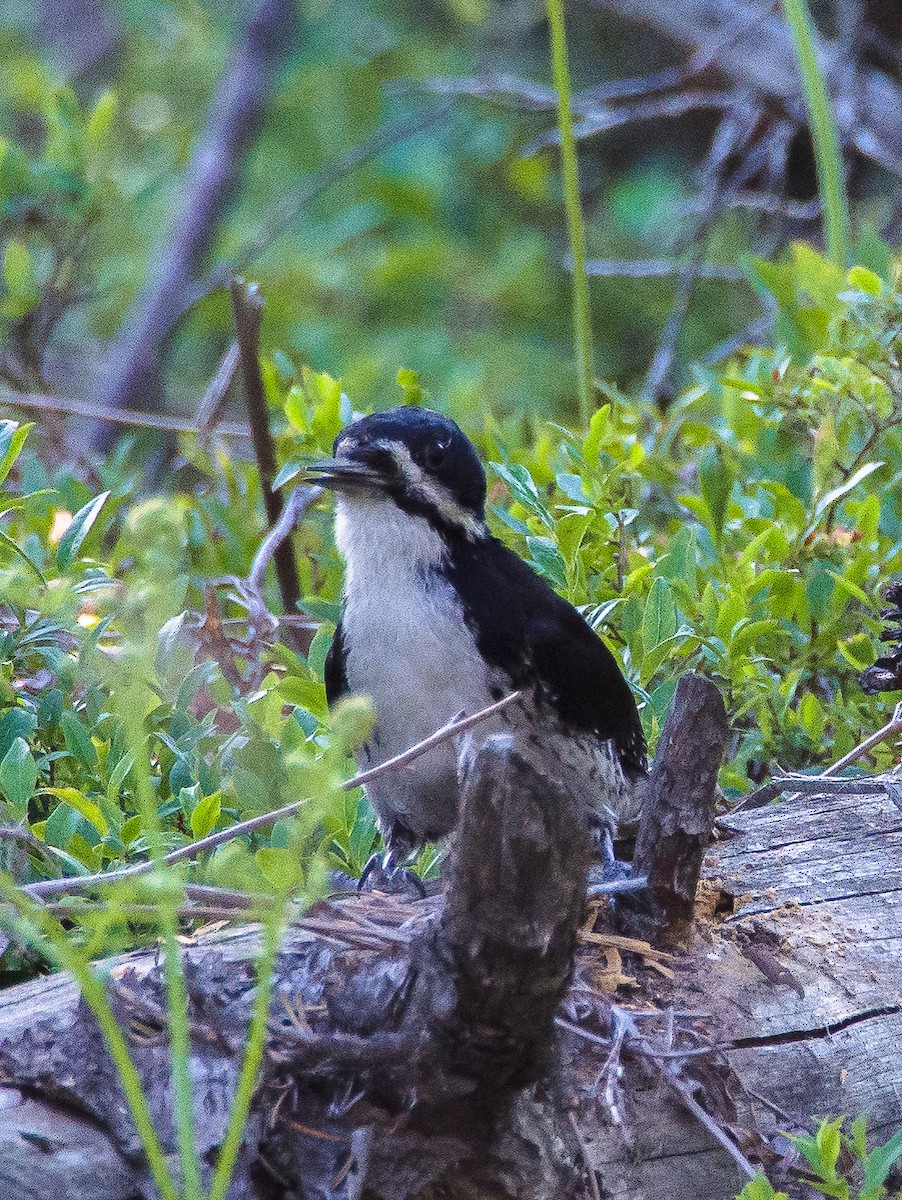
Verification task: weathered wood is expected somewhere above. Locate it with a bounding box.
[0,737,589,1200]
[572,781,902,1198]
[0,695,900,1199]
[623,672,728,943]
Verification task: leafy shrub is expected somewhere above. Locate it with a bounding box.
[737,1114,902,1200]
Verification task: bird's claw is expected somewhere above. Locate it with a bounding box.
[357,852,426,898]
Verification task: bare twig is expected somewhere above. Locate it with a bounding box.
[0,389,251,437]
[22,692,521,900]
[524,90,735,155]
[611,1007,758,1181]
[645,1048,757,1179]
[94,0,295,448]
[581,259,746,281]
[230,279,301,622]
[735,703,902,811]
[567,1110,603,1200]
[642,98,760,405]
[246,485,324,596]
[195,341,241,439]
[200,100,455,290]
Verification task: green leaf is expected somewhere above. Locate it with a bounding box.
[811,461,883,525]
[42,786,108,838]
[56,490,110,570]
[642,577,677,654]
[699,446,734,542]
[863,1124,902,1191]
[0,527,48,585]
[526,536,567,590]
[846,265,882,297]
[190,791,222,839]
[0,420,32,486]
[735,1174,789,1200]
[2,239,40,316]
[396,367,426,406]
[0,737,38,812]
[273,459,303,490]
[84,89,117,162]
[256,846,303,891]
[60,710,98,767]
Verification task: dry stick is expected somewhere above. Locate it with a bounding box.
[613,1009,758,1181]
[588,0,902,174]
[734,702,902,812]
[582,259,746,281]
[22,691,521,900]
[648,1052,757,1180]
[246,485,324,595]
[230,279,301,623]
[567,1110,603,1200]
[218,100,455,285]
[0,389,251,438]
[195,341,241,439]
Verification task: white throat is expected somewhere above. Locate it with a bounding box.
[334,494,449,589]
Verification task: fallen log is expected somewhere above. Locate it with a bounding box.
[0,676,899,1199]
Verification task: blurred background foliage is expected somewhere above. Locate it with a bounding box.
[0,0,894,421]
[0,0,899,941]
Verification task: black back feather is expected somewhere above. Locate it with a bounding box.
[324,620,349,706]
[446,535,647,778]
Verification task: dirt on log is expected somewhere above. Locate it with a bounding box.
[0,675,899,1199]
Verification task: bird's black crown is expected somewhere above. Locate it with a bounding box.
[332,407,488,528]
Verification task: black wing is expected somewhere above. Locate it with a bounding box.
[324,619,349,707]
[448,537,647,778]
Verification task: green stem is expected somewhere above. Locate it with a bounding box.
[781,0,851,268]
[206,907,286,1200]
[121,701,202,1200]
[545,0,594,426]
[0,893,180,1200]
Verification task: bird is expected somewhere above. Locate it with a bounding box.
[305,406,647,877]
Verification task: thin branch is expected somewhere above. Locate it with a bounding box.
[0,389,251,437]
[581,258,746,281]
[204,100,455,289]
[196,341,241,438]
[523,90,735,155]
[246,485,324,595]
[22,691,521,900]
[230,279,301,621]
[734,704,902,811]
[567,1110,603,1200]
[646,1048,757,1179]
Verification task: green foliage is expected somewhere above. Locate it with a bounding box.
[736,1116,902,1200]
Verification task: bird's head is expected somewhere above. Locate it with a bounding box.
[305,408,488,540]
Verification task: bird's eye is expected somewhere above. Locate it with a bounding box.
[425,442,448,470]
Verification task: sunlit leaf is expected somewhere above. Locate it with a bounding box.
[56,490,110,570]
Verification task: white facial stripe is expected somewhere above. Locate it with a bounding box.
[374,439,486,539]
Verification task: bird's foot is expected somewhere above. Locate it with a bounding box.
[357,851,426,898]
[585,817,646,895]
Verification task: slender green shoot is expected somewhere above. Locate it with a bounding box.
[0,890,181,1200]
[545,0,595,426]
[119,690,203,1200]
[207,905,287,1200]
[781,0,851,268]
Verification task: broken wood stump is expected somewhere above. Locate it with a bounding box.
[621,671,729,944]
[0,734,592,1200]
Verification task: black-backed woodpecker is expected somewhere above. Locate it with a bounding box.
[307,407,647,872]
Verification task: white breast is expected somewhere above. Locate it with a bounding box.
[335,496,493,840]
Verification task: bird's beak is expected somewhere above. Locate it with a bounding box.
[300,457,386,491]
